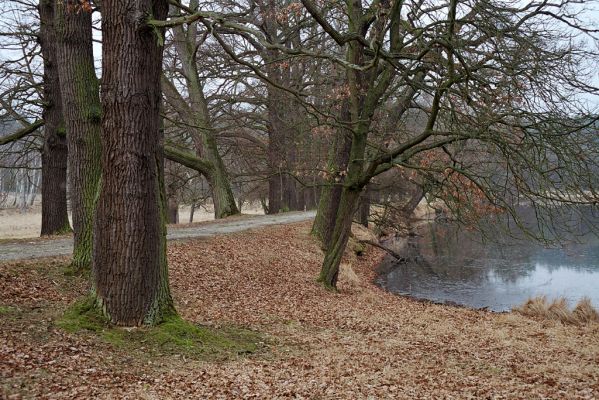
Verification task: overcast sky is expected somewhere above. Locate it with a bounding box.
[1,1,599,111]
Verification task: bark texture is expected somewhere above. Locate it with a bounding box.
[358,189,371,227]
[54,1,101,269]
[318,134,367,288]
[38,0,71,236]
[266,86,302,214]
[93,0,174,326]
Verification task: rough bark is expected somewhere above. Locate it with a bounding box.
[316,0,395,287]
[318,187,361,289]
[54,1,101,269]
[93,0,174,326]
[261,2,306,214]
[38,0,71,236]
[166,198,179,224]
[266,87,300,213]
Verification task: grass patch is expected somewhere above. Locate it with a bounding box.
[514,296,599,325]
[62,264,90,278]
[56,298,265,360]
[0,304,17,315]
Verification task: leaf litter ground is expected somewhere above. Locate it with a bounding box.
[1,222,598,399]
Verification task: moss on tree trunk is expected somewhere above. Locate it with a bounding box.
[54,1,101,270]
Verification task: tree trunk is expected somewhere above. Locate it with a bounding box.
[92,0,174,326]
[165,159,179,224]
[189,203,195,223]
[205,150,238,219]
[312,104,353,247]
[402,187,424,218]
[29,168,40,206]
[38,0,71,237]
[169,17,239,220]
[266,89,304,214]
[358,188,370,227]
[54,1,101,269]
[318,187,361,289]
[19,169,28,211]
[167,198,179,224]
[260,2,306,215]
[267,165,282,214]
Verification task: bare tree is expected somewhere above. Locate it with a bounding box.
[160,0,599,289]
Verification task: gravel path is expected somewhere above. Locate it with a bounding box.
[0,211,315,262]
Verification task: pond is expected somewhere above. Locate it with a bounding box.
[376,214,599,312]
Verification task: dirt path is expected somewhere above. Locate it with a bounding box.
[0,211,315,262]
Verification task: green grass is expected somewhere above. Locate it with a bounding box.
[56,298,265,360]
[0,305,17,315]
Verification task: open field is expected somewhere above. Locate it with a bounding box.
[1,222,598,399]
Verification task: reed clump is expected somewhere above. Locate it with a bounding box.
[514,296,599,325]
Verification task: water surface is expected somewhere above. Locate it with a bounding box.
[376,220,599,311]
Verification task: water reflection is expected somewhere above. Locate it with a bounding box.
[376,216,599,311]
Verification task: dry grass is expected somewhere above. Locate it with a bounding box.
[338,263,361,289]
[515,295,599,325]
[573,297,599,324]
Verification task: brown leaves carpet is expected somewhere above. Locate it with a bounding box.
[1,222,598,399]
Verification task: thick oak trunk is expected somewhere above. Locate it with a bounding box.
[266,87,304,214]
[38,0,70,236]
[206,164,238,219]
[54,1,101,269]
[167,199,179,224]
[93,0,174,326]
[189,105,238,220]
[165,160,179,224]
